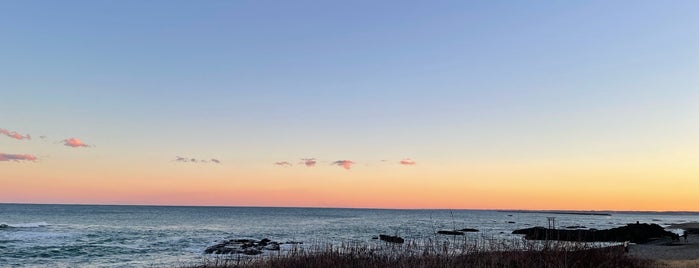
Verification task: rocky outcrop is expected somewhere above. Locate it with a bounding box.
[513,223,679,244]
[437,230,464,235]
[205,238,302,255]
[378,234,404,244]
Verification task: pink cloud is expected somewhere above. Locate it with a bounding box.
[63,138,89,148]
[274,161,292,167]
[0,153,37,162]
[300,158,317,167]
[400,158,416,165]
[332,160,355,170]
[1,129,30,140]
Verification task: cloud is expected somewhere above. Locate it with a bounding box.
[1,129,30,140]
[400,158,416,165]
[274,161,292,167]
[175,156,221,164]
[0,153,37,162]
[63,138,90,148]
[300,158,317,167]
[332,160,355,170]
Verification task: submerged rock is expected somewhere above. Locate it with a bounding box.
[513,223,679,244]
[437,230,465,235]
[378,234,404,244]
[459,228,479,232]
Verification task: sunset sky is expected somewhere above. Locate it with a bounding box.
[2,1,698,211]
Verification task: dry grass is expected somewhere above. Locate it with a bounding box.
[189,239,655,268]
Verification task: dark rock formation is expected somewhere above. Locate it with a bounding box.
[437,230,464,235]
[565,225,587,229]
[379,234,404,244]
[513,223,679,244]
[205,238,297,255]
[459,228,480,232]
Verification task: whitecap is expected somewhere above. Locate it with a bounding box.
[0,222,50,228]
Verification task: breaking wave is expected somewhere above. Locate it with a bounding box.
[0,222,50,228]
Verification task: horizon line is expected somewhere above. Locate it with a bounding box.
[2,202,698,214]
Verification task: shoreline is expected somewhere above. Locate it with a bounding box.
[629,234,699,262]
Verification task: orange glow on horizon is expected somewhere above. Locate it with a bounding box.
[2,147,697,211]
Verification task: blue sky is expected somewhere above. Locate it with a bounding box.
[1,1,698,208]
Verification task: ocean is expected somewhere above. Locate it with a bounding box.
[1,203,698,267]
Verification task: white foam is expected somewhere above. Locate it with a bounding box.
[0,222,50,228]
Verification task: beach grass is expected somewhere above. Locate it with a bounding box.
[189,240,654,268]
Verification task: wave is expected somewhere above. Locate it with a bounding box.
[0,222,50,228]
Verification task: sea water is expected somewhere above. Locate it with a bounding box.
[1,203,698,267]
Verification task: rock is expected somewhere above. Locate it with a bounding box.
[565,225,587,229]
[379,234,404,244]
[507,221,516,224]
[512,223,679,244]
[205,238,296,255]
[264,243,280,250]
[243,248,263,255]
[371,236,378,239]
[458,228,479,232]
[437,230,464,235]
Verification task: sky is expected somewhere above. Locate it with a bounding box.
[1,0,698,211]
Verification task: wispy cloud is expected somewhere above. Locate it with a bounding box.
[332,160,355,170]
[1,129,31,140]
[274,161,292,167]
[175,156,221,164]
[400,158,416,165]
[63,138,90,148]
[300,158,317,167]
[0,153,37,162]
